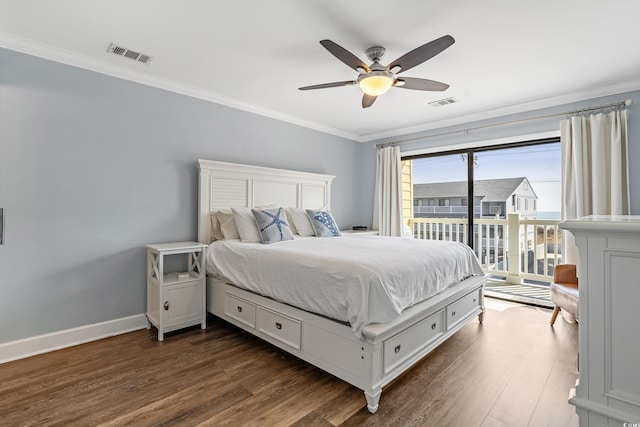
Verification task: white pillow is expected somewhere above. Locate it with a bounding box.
[231,207,262,243]
[217,211,240,240]
[285,208,298,235]
[210,209,231,241]
[287,207,315,237]
[210,213,218,241]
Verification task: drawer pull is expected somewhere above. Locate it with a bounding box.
[473,298,477,303]
[452,311,456,317]
[275,322,282,330]
[431,323,437,330]
[164,301,169,311]
[394,344,401,354]
[237,306,243,313]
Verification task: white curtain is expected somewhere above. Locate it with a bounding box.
[373,145,403,236]
[561,109,630,263]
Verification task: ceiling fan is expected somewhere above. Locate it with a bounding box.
[299,35,455,108]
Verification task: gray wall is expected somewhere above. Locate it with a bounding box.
[364,90,640,215]
[3,43,637,345]
[0,48,372,343]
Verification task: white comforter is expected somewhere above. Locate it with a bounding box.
[207,235,484,337]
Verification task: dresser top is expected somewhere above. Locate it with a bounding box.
[560,215,640,233]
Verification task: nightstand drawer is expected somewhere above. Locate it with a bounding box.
[225,293,256,328]
[257,307,301,350]
[447,289,482,330]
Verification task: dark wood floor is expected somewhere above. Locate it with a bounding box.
[0,299,578,426]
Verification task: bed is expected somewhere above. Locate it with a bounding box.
[197,159,487,413]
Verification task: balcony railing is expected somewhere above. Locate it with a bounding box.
[414,206,481,216]
[408,213,562,284]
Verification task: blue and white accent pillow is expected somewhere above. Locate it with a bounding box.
[306,209,341,237]
[251,208,294,244]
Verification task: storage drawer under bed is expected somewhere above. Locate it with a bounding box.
[257,306,302,350]
[446,288,482,330]
[383,309,445,374]
[224,293,256,328]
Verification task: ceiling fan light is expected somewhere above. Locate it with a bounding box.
[358,72,394,96]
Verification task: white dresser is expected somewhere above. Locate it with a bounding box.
[560,215,640,426]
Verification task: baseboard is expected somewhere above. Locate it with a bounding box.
[0,314,148,364]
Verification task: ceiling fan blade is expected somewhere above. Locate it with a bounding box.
[394,77,449,91]
[388,35,455,74]
[362,94,377,108]
[320,40,370,73]
[299,80,356,90]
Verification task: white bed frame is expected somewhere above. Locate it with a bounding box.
[197,159,487,413]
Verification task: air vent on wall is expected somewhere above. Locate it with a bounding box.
[107,43,153,64]
[428,97,457,107]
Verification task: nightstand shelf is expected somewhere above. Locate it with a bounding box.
[146,241,207,341]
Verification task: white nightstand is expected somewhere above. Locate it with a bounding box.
[340,229,379,236]
[146,241,207,341]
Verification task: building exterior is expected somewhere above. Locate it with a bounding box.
[413,177,538,219]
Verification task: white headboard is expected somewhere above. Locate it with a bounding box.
[197,159,335,244]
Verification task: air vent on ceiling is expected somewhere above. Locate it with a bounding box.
[428,97,457,107]
[107,43,153,64]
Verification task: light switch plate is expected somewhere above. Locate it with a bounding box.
[0,208,4,245]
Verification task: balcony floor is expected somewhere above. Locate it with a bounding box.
[484,279,553,308]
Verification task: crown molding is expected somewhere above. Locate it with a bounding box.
[360,79,640,142]
[2,32,639,145]
[0,32,361,142]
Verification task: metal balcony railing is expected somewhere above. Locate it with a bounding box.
[408,213,562,284]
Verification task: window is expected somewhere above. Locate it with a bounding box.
[406,138,561,247]
[525,199,529,210]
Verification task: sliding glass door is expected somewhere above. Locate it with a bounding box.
[405,138,562,302]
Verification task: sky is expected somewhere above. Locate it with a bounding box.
[412,143,562,212]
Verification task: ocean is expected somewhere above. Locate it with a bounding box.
[536,211,561,220]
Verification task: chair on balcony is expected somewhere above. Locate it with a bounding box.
[550,264,579,325]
